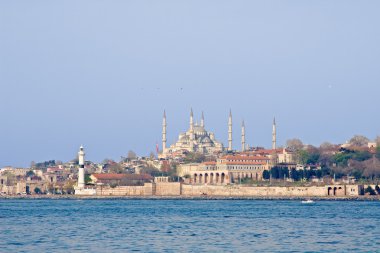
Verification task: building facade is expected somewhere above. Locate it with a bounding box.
[187,154,270,185]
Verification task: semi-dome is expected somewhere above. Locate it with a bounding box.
[162,110,224,155]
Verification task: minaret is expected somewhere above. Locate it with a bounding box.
[77,145,85,189]
[272,117,277,150]
[189,108,194,151]
[162,110,167,153]
[241,120,245,152]
[228,109,233,151]
[201,111,205,128]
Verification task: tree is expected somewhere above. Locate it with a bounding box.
[362,157,380,178]
[183,152,206,163]
[63,181,75,194]
[26,170,35,177]
[375,136,380,146]
[376,147,380,160]
[365,186,376,195]
[375,185,380,195]
[34,187,42,194]
[140,166,161,177]
[263,170,270,180]
[127,150,137,160]
[85,174,92,184]
[320,142,334,151]
[269,167,289,179]
[108,163,124,174]
[349,135,369,147]
[332,152,353,167]
[352,151,372,161]
[149,151,156,160]
[298,150,310,165]
[286,139,304,151]
[290,168,300,181]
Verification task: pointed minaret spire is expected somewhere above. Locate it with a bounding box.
[228,109,233,151]
[189,108,194,151]
[272,117,277,150]
[201,111,205,128]
[162,110,167,153]
[241,120,246,152]
[190,108,194,128]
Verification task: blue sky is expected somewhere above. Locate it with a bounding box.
[0,1,379,167]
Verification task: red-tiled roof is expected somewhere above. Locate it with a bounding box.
[203,161,217,165]
[222,155,269,161]
[224,162,266,165]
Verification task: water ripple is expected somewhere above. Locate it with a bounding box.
[0,199,379,252]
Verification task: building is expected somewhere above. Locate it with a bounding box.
[250,148,295,164]
[177,163,201,177]
[161,109,224,157]
[187,154,271,185]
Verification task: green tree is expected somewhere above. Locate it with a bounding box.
[26,170,35,177]
[376,147,380,160]
[34,187,42,194]
[375,185,380,195]
[270,167,289,179]
[290,168,300,181]
[352,151,372,161]
[85,174,92,184]
[307,152,320,164]
[365,186,376,195]
[263,170,270,180]
[332,153,353,166]
[298,150,310,165]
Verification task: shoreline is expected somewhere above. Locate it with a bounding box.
[1,195,379,201]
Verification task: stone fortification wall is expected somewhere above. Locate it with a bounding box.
[155,182,181,196]
[97,184,151,196]
[94,183,362,197]
[181,185,328,197]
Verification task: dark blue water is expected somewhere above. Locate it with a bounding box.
[0,199,379,252]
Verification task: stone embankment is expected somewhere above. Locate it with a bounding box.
[1,183,375,200]
[1,195,380,201]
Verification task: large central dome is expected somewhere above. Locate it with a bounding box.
[162,110,224,156]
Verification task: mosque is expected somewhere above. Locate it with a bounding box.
[160,109,230,157]
[160,109,275,158]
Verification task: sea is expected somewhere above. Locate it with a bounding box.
[0,199,379,252]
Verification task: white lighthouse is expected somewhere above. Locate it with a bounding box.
[77,145,85,189]
[74,145,96,195]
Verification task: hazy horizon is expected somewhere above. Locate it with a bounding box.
[1,1,379,167]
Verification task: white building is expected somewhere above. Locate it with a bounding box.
[161,110,224,157]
